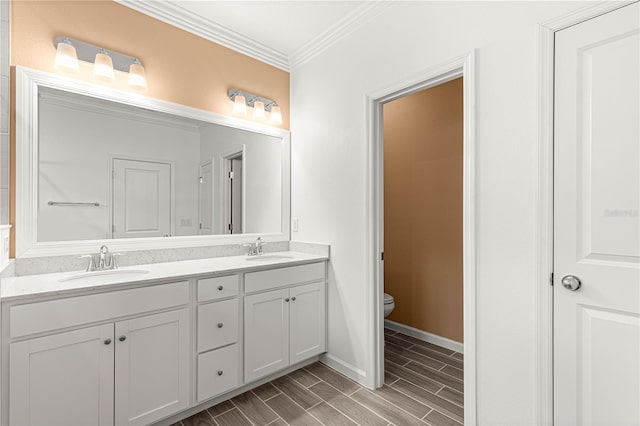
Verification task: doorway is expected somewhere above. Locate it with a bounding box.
[367,52,476,423]
[382,77,465,424]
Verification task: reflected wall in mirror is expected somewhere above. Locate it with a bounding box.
[16,67,290,257]
[37,87,282,242]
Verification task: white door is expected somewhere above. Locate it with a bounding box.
[554,4,639,425]
[199,161,213,235]
[9,324,115,426]
[112,158,172,238]
[114,309,190,426]
[244,288,290,382]
[290,282,326,364]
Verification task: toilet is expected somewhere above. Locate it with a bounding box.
[383,293,395,318]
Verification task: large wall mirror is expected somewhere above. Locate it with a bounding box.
[15,67,290,257]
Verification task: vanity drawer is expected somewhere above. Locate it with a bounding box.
[198,299,239,352]
[198,275,239,302]
[197,344,239,402]
[10,281,189,339]
[244,262,325,294]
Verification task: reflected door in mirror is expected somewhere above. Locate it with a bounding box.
[112,159,172,238]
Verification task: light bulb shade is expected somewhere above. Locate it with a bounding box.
[269,106,283,124]
[54,41,79,73]
[253,101,266,119]
[233,95,247,115]
[93,52,114,81]
[128,62,148,90]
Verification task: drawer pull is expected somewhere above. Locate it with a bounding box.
[217,323,224,328]
[291,297,296,301]
[284,297,290,302]
[218,285,224,291]
[217,370,224,376]
[104,338,111,345]
[119,336,126,342]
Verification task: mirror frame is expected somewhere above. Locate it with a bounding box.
[15,66,291,258]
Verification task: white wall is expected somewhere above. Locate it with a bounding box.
[38,92,201,241]
[290,2,590,424]
[200,123,282,235]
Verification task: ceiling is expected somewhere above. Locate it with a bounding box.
[116,0,386,71]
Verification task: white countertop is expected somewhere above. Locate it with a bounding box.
[1,251,328,302]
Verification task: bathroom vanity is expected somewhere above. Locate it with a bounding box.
[3,65,321,425]
[0,252,328,426]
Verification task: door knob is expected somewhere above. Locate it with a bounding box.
[561,275,582,291]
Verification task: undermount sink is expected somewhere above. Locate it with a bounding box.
[245,254,295,261]
[59,269,149,282]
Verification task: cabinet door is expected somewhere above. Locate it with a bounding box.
[10,324,114,426]
[290,282,326,364]
[114,309,190,426]
[244,288,290,382]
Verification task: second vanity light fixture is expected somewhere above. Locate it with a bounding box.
[228,88,282,124]
[54,37,148,90]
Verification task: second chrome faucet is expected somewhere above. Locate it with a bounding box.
[243,237,266,256]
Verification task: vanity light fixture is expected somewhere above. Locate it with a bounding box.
[228,88,282,124]
[54,38,79,73]
[53,37,148,89]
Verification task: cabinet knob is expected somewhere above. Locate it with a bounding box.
[119,336,127,342]
[284,297,290,302]
[217,323,224,328]
[104,338,112,345]
[218,285,224,291]
[291,297,296,301]
[217,370,224,376]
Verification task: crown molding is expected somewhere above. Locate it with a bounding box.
[114,0,290,71]
[289,1,390,71]
[115,0,390,73]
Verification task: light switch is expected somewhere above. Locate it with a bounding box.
[292,217,299,232]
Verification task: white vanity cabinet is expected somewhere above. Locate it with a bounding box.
[2,255,329,426]
[244,263,326,383]
[7,282,190,426]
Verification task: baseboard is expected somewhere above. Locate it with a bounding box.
[384,319,464,353]
[320,353,368,385]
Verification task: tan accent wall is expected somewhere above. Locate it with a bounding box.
[9,0,290,257]
[383,78,463,342]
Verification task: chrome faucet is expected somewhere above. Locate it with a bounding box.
[80,245,124,272]
[243,237,266,256]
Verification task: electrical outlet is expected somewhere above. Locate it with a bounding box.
[292,217,299,232]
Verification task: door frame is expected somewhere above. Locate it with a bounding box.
[534,2,636,424]
[222,147,246,234]
[198,159,213,235]
[108,154,176,238]
[366,51,477,423]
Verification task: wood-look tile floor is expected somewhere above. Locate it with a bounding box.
[177,329,463,426]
